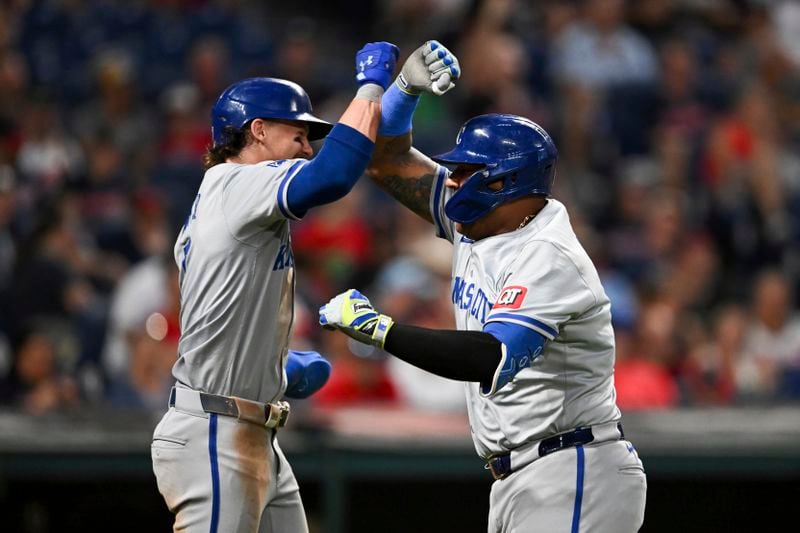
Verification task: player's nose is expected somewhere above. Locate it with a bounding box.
[299,139,313,158]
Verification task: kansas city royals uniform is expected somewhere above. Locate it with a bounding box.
[430,166,647,532]
[151,159,310,533]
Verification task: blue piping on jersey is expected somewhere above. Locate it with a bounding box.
[209,414,220,533]
[483,321,546,362]
[277,160,306,219]
[571,445,585,533]
[487,312,558,338]
[181,238,192,273]
[432,166,447,238]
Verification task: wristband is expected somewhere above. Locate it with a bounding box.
[372,315,395,348]
[378,81,421,136]
[355,83,385,103]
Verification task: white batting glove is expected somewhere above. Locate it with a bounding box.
[397,40,461,96]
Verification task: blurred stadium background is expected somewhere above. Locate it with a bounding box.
[1,0,799,531]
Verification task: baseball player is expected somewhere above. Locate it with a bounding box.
[150,42,399,532]
[319,41,647,532]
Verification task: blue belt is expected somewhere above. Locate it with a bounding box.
[486,423,625,480]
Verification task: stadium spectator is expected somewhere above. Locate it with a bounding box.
[614,299,680,410]
[681,304,743,406]
[551,0,658,167]
[2,319,81,415]
[737,270,800,402]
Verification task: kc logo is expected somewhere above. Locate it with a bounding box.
[493,286,527,309]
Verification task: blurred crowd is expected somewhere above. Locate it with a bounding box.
[1,0,800,419]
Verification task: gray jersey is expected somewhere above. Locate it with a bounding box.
[430,166,621,458]
[172,158,309,403]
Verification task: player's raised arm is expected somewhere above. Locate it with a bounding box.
[366,40,460,223]
[277,42,400,218]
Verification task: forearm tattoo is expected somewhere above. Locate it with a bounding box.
[372,171,434,223]
[370,136,435,223]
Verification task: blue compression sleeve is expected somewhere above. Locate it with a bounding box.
[378,82,421,136]
[286,124,374,217]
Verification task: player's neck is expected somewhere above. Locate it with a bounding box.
[228,146,268,165]
[493,197,547,236]
[460,197,547,241]
[228,139,287,165]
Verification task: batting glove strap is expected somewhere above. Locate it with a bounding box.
[371,314,395,348]
[355,83,385,103]
[319,289,395,348]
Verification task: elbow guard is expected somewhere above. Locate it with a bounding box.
[481,321,546,396]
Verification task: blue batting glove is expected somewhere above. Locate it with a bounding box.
[284,350,332,399]
[355,41,400,90]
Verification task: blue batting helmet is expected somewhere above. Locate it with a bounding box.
[211,77,333,146]
[432,114,558,224]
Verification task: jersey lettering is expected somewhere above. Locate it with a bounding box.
[452,276,493,323]
[493,286,527,309]
[272,244,295,271]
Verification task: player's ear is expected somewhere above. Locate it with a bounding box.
[249,118,268,143]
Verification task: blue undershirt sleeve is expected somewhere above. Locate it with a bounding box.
[285,123,374,217]
[481,321,547,396]
[484,321,547,362]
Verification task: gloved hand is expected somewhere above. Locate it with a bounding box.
[319,289,395,348]
[355,41,400,90]
[284,350,332,399]
[396,40,460,96]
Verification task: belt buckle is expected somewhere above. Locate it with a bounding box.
[265,401,290,429]
[484,453,511,481]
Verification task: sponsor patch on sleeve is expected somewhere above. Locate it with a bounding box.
[493,286,528,309]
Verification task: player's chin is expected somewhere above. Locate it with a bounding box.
[456,222,476,239]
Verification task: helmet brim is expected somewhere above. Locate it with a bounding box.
[299,114,334,141]
[431,146,492,166]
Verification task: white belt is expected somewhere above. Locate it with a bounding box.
[169,386,290,429]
